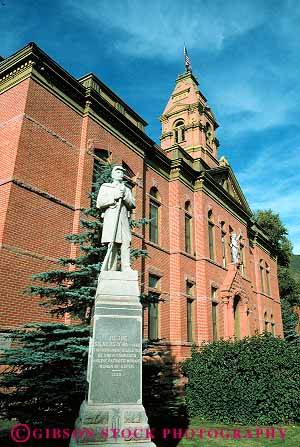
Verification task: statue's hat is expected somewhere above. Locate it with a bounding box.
[111,165,126,175]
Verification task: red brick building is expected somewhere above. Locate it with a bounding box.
[0,43,283,360]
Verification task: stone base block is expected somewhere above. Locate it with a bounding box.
[95,270,140,304]
[70,401,156,447]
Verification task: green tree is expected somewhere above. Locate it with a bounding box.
[278,267,300,306]
[253,209,292,267]
[254,209,300,342]
[0,324,89,426]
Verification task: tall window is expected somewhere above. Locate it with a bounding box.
[260,260,265,293]
[229,226,234,262]
[148,274,160,340]
[221,222,227,268]
[91,149,109,203]
[266,264,271,295]
[122,161,135,185]
[233,295,241,339]
[121,161,136,204]
[240,244,245,276]
[184,201,192,254]
[208,210,214,260]
[211,287,218,341]
[174,120,185,144]
[186,281,195,342]
[149,187,160,244]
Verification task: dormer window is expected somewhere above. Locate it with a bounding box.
[173,120,185,144]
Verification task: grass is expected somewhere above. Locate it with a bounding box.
[175,418,300,447]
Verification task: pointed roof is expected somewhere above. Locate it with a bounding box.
[207,164,252,214]
[160,71,203,118]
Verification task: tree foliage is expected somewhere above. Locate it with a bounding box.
[278,266,300,306]
[182,334,300,425]
[253,209,292,267]
[0,324,89,426]
[290,254,300,283]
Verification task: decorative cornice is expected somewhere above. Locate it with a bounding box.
[175,71,200,87]
[0,59,34,91]
[159,131,173,141]
[79,73,147,129]
[161,101,202,120]
[172,87,190,99]
[185,122,205,131]
[86,96,155,159]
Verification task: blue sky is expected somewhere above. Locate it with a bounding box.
[1,0,299,253]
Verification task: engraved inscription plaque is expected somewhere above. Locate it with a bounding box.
[89,315,141,404]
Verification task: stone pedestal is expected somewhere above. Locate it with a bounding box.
[70,271,155,447]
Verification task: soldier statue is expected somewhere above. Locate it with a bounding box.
[96,165,135,271]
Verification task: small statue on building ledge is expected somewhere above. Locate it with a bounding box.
[96,165,136,271]
[230,232,242,264]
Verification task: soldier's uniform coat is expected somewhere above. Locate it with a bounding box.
[96,182,135,243]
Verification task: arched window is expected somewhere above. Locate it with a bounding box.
[148,274,161,340]
[208,210,214,260]
[265,263,271,295]
[220,221,227,268]
[149,187,161,244]
[184,201,192,254]
[173,120,185,144]
[260,260,265,293]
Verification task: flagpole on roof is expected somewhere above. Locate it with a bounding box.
[184,45,192,73]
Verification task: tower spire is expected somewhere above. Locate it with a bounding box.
[159,54,220,168]
[184,45,192,73]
